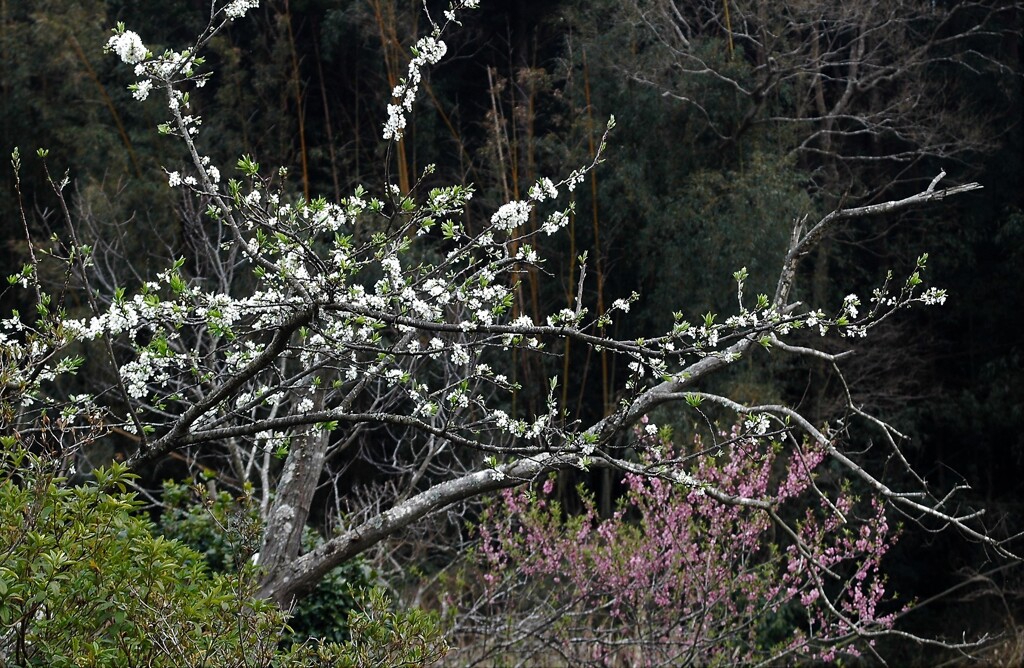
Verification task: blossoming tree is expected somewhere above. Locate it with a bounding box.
[0,0,1008,653]
[451,424,898,665]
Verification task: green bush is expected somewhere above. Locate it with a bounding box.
[0,439,448,667]
[157,479,376,644]
[0,441,291,666]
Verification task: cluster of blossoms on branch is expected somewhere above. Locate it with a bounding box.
[0,140,950,461]
[383,0,481,141]
[2,0,955,477]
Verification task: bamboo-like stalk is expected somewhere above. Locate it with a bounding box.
[487,66,511,202]
[283,0,310,201]
[581,48,615,517]
[561,38,578,413]
[311,20,340,202]
[422,80,479,186]
[521,52,541,332]
[562,202,576,412]
[488,65,523,415]
[723,0,734,56]
[570,46,611,422]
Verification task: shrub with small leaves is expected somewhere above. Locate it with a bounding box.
[0,438,448,666]
[157,479,377,644]
[0,441,291,666]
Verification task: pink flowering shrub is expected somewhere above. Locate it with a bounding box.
[459,425,900,666]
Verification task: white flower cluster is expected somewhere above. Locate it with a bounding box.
[842,293,861,319]
[491,409,548,440]
[528,177,558,202]
[694,324,719,348]
[541,210,569,235]
[132,80,153,101]
[383,35,449,140]
[745,413,771,436]
[147,52,197,82]
[921,287,947,305]
[451,344,470,366]
[565,168,586,192]
[547,308,582,328]
[167,171,197,188]
[804,309,828,336]
[255,430,290,450]
[723,298,779,330]
[120,351,176,399]
[224,0,259,20]
[445,0,480,19]
[195,292,243,329]
[106,29,148,65]
[491,201,532,232]
[509,315,534,330]
[514,244,539,263]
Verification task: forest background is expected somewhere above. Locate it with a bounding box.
[1,0,1023,661]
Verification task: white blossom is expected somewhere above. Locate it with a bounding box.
[451,344,470,366]
[415,36,447,64]
[843,294,861,319]
[382,36,449,140]
[107,30,148,65]
[528,177,558,201]
[515,246,539,263]
[541,210,569,235]
[383,104,407,141]
[745,413,771,436]
[921,287,947,305]
[224,0,259,20]
[491,201,532,232]
[132,80,153,101]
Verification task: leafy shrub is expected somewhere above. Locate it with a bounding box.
[158,479,377,644]
[0,441,290,666]
[0,439,448,666]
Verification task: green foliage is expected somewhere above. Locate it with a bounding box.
[0,446,291,666]
[633,150,813,324]
[285,558,371,645]
[157,479,261,572]
[156,479,380,645]
[321,589,449,668]
[0,443,449,666]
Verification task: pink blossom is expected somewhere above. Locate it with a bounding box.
[471,423,902,664]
